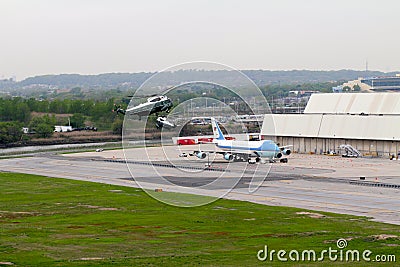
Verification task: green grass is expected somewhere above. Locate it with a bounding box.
[0,172,399,266]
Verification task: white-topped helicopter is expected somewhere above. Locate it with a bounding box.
[113,95,176,129]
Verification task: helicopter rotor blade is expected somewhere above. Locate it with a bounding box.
[126,94,159,99]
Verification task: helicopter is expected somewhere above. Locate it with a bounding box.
[156,116,176,129]
[113,95,173,118]
[113,94,176,129]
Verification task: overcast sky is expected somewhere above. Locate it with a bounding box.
[1,0,399,80]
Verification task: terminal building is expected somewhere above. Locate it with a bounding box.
[261,93,400,157]
[360,75,400,91]
[342,74,400,92]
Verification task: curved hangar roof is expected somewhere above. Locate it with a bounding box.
[304,93,400,115]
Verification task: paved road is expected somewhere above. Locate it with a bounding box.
[0,148,399,225]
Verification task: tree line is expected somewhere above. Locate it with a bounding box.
[0,97,124,145]
[0,81,337,145]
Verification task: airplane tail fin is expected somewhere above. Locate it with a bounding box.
[211,118,226,141]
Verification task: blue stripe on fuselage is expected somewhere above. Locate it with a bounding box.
[217,141,279,152]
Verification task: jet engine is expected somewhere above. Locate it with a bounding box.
[223,153,234,161]
[282,149,291,155]
[276,152,282,158]
[196,152,207,159]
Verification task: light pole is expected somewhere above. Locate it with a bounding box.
[212,103,216,116]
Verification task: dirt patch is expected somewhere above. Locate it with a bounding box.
[67,225,85,229]
[171,230,187,235]
[53,234,97,239]
[77,204,119,211]
[213,232,229,236]
[108,190,123,193]
[252,233,293,238]
[98,207,119,211]
[130,225,162,229]
[324,237,354,244]
[371,234,398,240]
[79,205,100,209]
[31,112,72,118]
[0,211,36,214]
[79,258,103,261]
[296,211,326,219]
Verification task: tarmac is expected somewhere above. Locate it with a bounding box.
[0,144,399,225]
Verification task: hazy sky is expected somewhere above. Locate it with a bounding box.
[1,0,399,80]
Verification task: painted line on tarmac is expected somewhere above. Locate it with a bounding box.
[349,180,400,189]
[101,159,231,173]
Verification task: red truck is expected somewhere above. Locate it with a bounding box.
[177,138,196,145]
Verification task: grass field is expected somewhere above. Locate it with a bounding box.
[0,172,399,266]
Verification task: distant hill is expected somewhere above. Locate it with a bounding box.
[1,70,398,92]
[19,73,152,89]
[242,70,399,85]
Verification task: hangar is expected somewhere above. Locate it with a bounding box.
[261,93,400,157]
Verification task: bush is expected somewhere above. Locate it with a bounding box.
[35,123,54,138]
[112,118,123,135]
[0,121,23,145]
[70,113,85,128]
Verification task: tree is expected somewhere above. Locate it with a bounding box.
[0,121,23,145]
[14,102,31,123]
[112,118,123,135]
[0,98,30,122]
[29,115,56,138]
[29,115,56,129]
[353,84,361,91]
[70,113,85,128]
[35,123,53,138]
[343,86,351,92]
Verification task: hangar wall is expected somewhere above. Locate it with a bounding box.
[261,93,400,157]
[261,134,400,156]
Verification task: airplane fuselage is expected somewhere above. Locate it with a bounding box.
[185,117,290,163]
[215,139,282,159]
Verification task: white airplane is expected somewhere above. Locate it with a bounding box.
[185,118,291,163]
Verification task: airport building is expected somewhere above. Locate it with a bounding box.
[261,93,400,157]
[342,74,400,92]
[361,75,400,91]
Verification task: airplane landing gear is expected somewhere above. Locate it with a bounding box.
[232,154,248,162]
[247,158,256,164]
